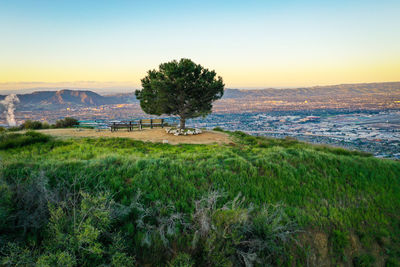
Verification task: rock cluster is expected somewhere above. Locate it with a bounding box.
[165,128,202,136]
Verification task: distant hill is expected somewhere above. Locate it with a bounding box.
[0,89,137,110]
[223,82,400,99]
[1,82,399,111]
[19,90,110,106]
[218,82,400,112]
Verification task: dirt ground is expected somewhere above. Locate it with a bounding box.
[37,128,232,145]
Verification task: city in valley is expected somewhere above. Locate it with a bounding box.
[1,82,399,159]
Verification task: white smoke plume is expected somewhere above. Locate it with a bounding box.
[0,94,20,126]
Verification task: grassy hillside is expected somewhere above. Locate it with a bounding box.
[0,130,399,266]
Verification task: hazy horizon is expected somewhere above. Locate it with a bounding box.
[1,80,400,95]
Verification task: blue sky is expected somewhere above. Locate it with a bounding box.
[0,0,399,89]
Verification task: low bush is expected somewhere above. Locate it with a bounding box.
[54,117,78,128]
[21,120,48,130]
[353,253,376,267]
[0,131,51,150]
[167,253,194,267]
[213,127,224,132]
[330,229,349,261]
[190,192,297,266]
[0,171,298,266]
[6,126,22,132]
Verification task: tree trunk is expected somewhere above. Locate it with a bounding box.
[180,117,186,129]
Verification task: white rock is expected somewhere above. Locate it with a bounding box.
[166,128,203,135]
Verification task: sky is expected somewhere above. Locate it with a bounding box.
[0,0,399,91]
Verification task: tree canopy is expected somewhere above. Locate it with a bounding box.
[135,58,224,129]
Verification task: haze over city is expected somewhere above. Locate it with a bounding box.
[1,0,399,91]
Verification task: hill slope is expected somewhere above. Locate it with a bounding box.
[224,82,400,99]
[0,89,137,110]
[0,130,399,266]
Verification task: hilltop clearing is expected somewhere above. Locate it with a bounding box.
[35,128,232,145]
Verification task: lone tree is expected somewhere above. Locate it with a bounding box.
[135,58,224,129]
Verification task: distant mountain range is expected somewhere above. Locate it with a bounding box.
[223,82,400,99]
[0,89,137,110]
[0,82,399,111]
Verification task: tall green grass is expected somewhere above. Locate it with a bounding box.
[0,131,399,265]
[0,131,51,150]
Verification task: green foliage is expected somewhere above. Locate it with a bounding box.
[0,130,399,265]
[0,131,51,150]
[38,191,134,266]
[21,120,50,130]
[6,126,22,131]
[386,257,400,267]
[213,127,224,132]
[111,252,135,267]
[189,191,297,266]
[36,251,76,267]
[168,253,194,267]
[54,117,79,128]
[353,253,376,267]
[0,181,12,229]
[135,58,224,128]
[0,242,36,266]
[330,229,349,260]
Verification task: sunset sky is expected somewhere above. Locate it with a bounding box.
[1,0,399,90]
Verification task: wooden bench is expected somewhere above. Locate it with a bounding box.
[139,119,164,129]
[110,121,140,132]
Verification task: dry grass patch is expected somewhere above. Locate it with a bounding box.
[36,128,232,145]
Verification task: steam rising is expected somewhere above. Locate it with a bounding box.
[0,94,20,126]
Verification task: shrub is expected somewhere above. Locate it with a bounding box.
[213,127,224,132]
[167,253,194,267]
[39,191,134,266]
[36,251,76,267]
[330,229,349,260]
[0,181,13,230]
[42,122,50,129]
[111,252,135,267]
[0,131,51,150]
[7,173,55,233]
[385,257,400,267]
[7,126,22,131]
[191,192,297,266]
[21,120,45,130]
[54,117,78,128]
[353,253,376,267]
[0,243,36,266]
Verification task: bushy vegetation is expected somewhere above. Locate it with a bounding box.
[54,117,79,128]
[0,130,399,266]
[353,253,376,267]
[21,120,50,130]
[4,117,78,131]
[0,131,51,150]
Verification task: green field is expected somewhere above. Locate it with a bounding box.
[0,130,399,266]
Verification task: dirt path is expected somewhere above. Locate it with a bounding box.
[37,128,232,145]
